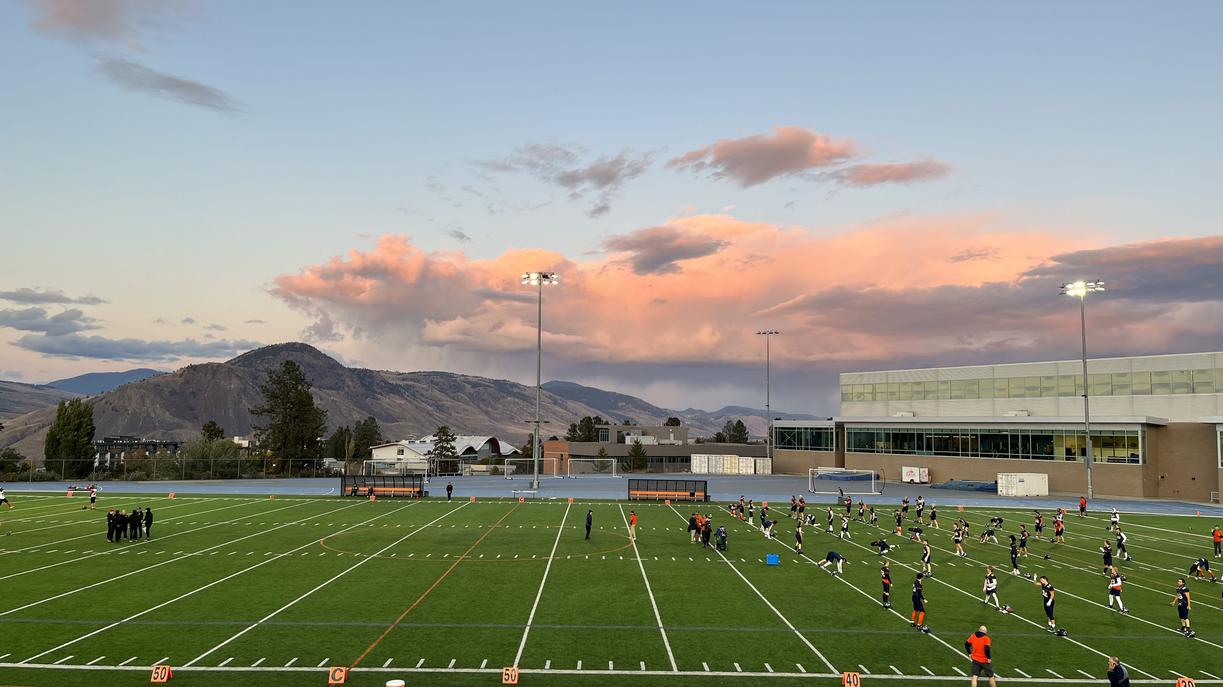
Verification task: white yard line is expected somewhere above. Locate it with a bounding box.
[512,502,572,668]
[666,504,838,674]
[617,504,678,672]
[0,500,353,616]
[183,502,466,667]
[18,502,417,664]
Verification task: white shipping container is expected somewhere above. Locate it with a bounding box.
[754,457,772,475]
[739,456,755,475]
[708,454,723,474]
[997,473,1049,497]
[691,454,708,474]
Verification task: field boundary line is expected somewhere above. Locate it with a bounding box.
[184,501,470,667]
[511,501,571,668]
[19,500,417,664]
[349,503,522,668]
[0,495,180,521]
[665,504,837,674]
[0,495,207,526]
[0,661,1214,683]
[617,503,678,672]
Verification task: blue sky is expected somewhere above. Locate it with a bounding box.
[2,1,1221,414]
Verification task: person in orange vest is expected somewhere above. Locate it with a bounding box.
[1078,496,1087,518]
[628,510,637,542]
[1212,525,1221,559]
[964,625,996,687]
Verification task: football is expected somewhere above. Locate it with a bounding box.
[920,625,930,633]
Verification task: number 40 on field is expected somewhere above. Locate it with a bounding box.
[842,671,861,687]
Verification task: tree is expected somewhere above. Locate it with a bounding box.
[428,425,458,472]
[627,439,648,472]
[201,420,225,442]
[0,447,24,474]
[720,419,750,444]
[351,417,383,461]
[664,417,682,426]
[325,425,353,461]
[44,398,96,478]
[251,360,327,475]
[564,416,605,442]
[181,437,240,479]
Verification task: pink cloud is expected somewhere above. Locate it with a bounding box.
[667,126,856,187]
[829,160,952,186]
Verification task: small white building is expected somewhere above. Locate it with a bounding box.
[366,441,430,475]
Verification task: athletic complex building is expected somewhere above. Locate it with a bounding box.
[773,351,1223,502]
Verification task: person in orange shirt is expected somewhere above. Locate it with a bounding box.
[964,625,996,687]
[1212,525,1221,559]
[628,510,637,542]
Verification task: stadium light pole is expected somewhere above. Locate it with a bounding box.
[523,271,560,490]
[756,330,780,464]
[1061,280,1105,500]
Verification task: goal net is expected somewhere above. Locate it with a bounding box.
[809,468,882,495]
[567,457,619,478]
[501,457,561,479]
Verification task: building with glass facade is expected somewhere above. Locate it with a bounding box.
[773,351,1223,501]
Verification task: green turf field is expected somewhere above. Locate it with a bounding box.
[1,492,1220,686]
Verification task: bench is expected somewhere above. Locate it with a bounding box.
[628,490,707,502]
[359,486,426,498]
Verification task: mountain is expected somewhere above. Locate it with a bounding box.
[48,368,164,395]
[0,380,79,420]
[0,344,632,460]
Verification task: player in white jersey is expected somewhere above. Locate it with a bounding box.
[982,565,1002,610]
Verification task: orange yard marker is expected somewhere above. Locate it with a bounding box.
[327,666,348,685]
[502,666,520,684]
[150,664,173,683]
[470,495,477,502]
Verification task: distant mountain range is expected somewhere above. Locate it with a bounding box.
[0,380,78,420]
[0,343,818,460]
[47,368,163,395]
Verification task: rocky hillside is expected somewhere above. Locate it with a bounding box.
[0,380,79,420]
[48,368,163,395]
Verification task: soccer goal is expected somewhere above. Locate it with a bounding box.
[809,467,883,495]
[567,457,620,478]
[502,457,561,479]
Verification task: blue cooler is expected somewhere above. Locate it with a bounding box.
[766,553,781,566]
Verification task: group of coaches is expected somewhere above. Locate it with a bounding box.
[106,506,153,541]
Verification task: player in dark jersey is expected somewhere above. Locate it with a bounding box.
[820,550,846,575]
[794,521,804,554]
[982,565,1002,610]
[1036,576,1063,635]
[790,495,798,519]
[1107,567,1128,613]
[797,496,806,520]
[921,539,934,576]
[911,573,928,630]
[929,504,939,529]
[979,524,998,544]
[869,506,878,525]
[901,497,910,520]
[839,514,851,540]
[1053,519,1066,544]
[894,509,904,535]
[1189,558,1216,582]
[953,526,967,558]
[1018,526,1029,557]
[1101,540,1114,575]
[857,500,866,522]
[1173,578,1195,637]
[1034,511,1045,539]
[1116,528,1132,561]
[915,495,925,524]
[1009,536,1021,576]
[880,560,893,608]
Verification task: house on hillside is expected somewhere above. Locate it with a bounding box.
[366,435,520,476]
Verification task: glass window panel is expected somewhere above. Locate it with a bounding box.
[950,380,965,400]
[1132,372,1151,395]
[898,382,913,401]
[978,379,994,399]
[1171,370,1192,394]
[993,379,1008,399]
[923,381,938,400]
[1058,375,1076,397]
[1024,376,1040,397]
[1090,373,1112,396]
[1112,372,1131,396]
[1193,370,1214,394]
[1040,376,1057,397]
[1008,378,1026,398]
[1151,371,1172,395]
[887,383,900,401]
[937,380,951,400]
[963,380,979,400]
[875,383,888,400]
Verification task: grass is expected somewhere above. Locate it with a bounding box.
[0,489,1221,686]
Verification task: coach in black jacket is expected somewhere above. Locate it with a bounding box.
[1107,657,1130,687]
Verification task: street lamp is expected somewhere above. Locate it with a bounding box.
[756,330,780,464]
[523,271,560,490]
[1061,280,1105,499]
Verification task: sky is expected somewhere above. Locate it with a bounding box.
[2,1,1222,416]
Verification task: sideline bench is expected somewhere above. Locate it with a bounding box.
[627,478,710,502]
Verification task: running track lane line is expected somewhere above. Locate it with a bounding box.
[0,500,356,618]
[348,503,522,669]
[18,501,420,664]
[183,501,471,667]
[665,504,838,675]
[511,502,572,668]
[616,503,678,672]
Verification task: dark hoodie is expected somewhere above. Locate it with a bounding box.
[1107,662,1130,687]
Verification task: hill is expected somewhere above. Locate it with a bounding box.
[0,380,79,420]
[47,368,163,395]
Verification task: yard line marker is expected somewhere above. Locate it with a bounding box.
[119,657,137,666]
[618,505,677,672]
[1202,670,1221,679]
[702,662,709,672]
[921,666,934,675]
[251,658,265,667]
[859,665,870,674]
[1046,669,1064,679]
[544,660,550,670]
[383,659,393,668]
[285,658,297,667]
[53,655,74,665]
[1077,669,1094,678]
[86,656,105,666]
[512,502,572,668]
[609,661,613,670]
[184,503,461,668]
[153,657,169,666]
[890,665,901,675]
[640,661,646,671]
[416,659,425,668]
[481,659,488,669]
[17,502,401,663]
[953,666,966,676]
[764,663,774,673]
[574,660,579,670]
[795,663,805,673]
[218,658,233,667]
[1014,668,1031,677]
[668,505,837,674]
[317,658,329,667]
[734,662,742,672]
